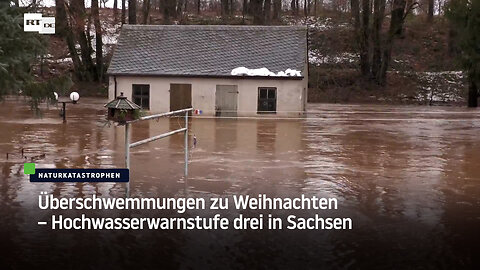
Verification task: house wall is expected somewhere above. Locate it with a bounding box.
[108,75,307,117]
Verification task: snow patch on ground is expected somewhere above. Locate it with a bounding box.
[393,71,466,103]
[286,16,350,31]
[89,20,122,55]
[231,67,302,77]
[415,71,465,103]
[309,50,358,65]
[46,57,73,64]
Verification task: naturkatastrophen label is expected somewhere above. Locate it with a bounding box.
[26,165,129,182]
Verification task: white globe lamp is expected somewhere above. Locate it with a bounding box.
[70,92,80,104]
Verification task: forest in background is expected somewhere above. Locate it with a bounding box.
[1,0,479,107]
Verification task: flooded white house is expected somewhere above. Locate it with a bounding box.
[107,25,308,117]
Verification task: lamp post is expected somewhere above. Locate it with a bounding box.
[59,91,80,123]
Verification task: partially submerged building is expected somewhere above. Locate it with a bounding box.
[107,25,308,117]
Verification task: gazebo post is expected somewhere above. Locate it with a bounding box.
[62,102,66,122]
[105,92,142,198]
[125,122,130,197]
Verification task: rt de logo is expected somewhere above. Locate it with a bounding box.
[24,13,55,34]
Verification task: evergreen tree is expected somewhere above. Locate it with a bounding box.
[0,4,46,97]
[0,4,72,111]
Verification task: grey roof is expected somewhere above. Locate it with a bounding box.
[107,25,307,78]
[105,95,141,110]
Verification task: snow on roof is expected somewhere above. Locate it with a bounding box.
[231,67,301,77]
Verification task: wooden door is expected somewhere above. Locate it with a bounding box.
[215,85,238,117]
[170,84,192,112]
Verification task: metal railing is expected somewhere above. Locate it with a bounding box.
[124,108,193,197]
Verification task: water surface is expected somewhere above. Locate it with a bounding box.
[0,98,479,269]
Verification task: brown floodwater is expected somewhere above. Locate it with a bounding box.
[0,97,479,269]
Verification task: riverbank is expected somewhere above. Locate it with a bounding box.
[308,69,467,105]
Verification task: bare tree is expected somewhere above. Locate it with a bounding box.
[128,0,136,24]
[122,0,126,24]
[143,0,151,24]
[70,0,95,80]
[427,0,434,21]
[360,0,370,76]
[112,0,117,20]
[164,0,176,23]
[92,0,103,80]
[291,0,297,15]
[273,0,281,20]
[251,0,264,24]
[243,0,248,20]
[371,0,386,77]
[264,0,271,24]
[114,0,118,22]
[351,0,415,84]
[55,0,82,76]
[221,0,229,17]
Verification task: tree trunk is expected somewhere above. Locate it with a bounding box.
[113,0,118,22]
[176,0,183,18]
[371,0,385,79]
[251,0,263,24]
[427,0,434,22]
[378,0,406,85]
[304,0,307,16]
[264,0,271,24]
[273,0,281,20]
[447,27,458,56]
[143,0,151,24]
[221,0,228,17]
[468,77,478,107]
[243,0,248,20]
[164,0,176,24]
[86,12,92,60]
[197,0,201,14]
[55,0,82,77]
[360,0,371,77]
[351,0,360,26]
[128,0,136,24]
[122,0,126,24]
[92,0,103,81]
[70,0,95,80]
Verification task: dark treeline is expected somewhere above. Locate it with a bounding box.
[48,0,460,84]
[111,0,371,25]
